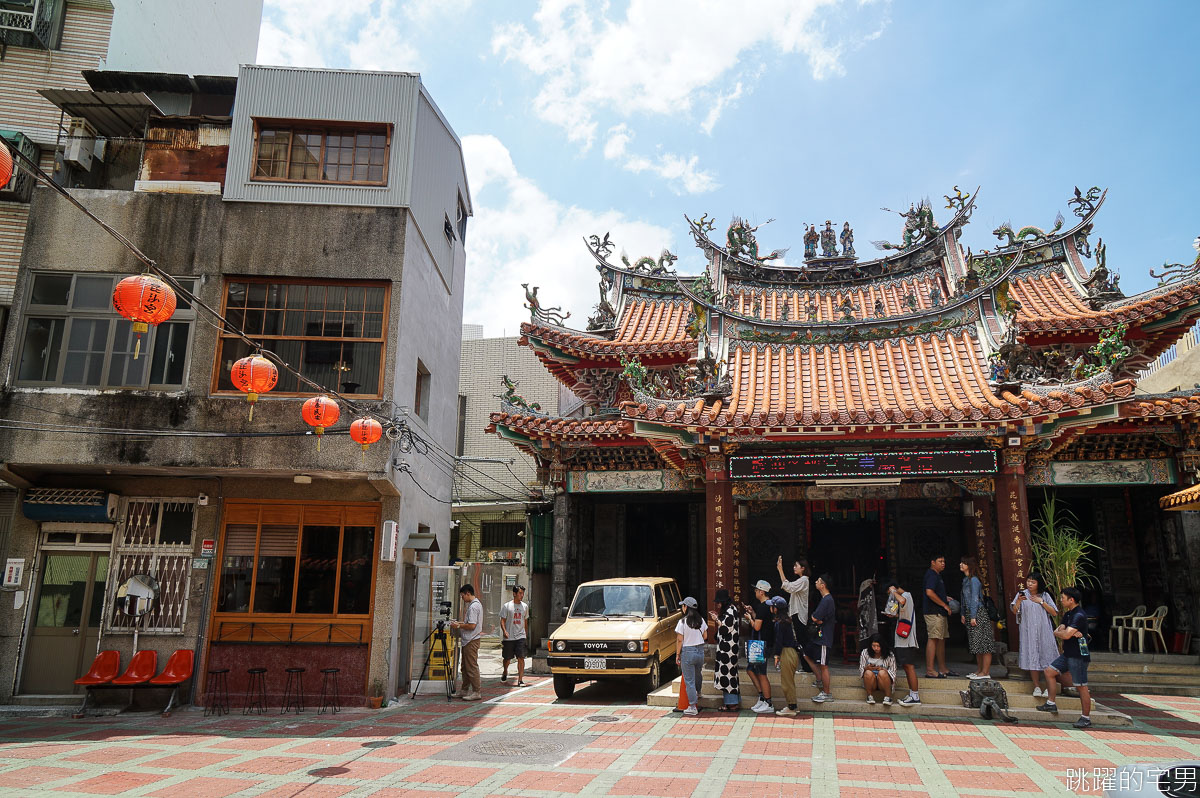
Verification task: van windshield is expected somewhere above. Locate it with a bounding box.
[569,584,654,618]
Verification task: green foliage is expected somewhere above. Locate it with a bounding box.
[1030,491,1102,603]
[619,354,648,393]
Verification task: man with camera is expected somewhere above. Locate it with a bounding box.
[449,584,483,701]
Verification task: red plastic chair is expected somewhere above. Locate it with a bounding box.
[110,650,157,686]
[149,650,194,716]
[149,650,194,687]
[75,651,120,686]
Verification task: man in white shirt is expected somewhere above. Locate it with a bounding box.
[500,585,529,686]
[449,584,483,700]
[777,555,811,671]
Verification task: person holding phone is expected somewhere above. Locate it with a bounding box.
[1010,573,1059,698]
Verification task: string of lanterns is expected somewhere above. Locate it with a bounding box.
[3,137,387,456]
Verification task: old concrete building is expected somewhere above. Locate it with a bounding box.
[0,65,470,707]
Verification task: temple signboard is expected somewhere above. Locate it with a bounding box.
[567,469,692,493]
[1026,458,1175,486]
[729,450,997,480]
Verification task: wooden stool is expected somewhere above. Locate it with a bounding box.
[244,668,267,715]
[204,669,230,716]
[282,667,306,714]
[319,668,341,715]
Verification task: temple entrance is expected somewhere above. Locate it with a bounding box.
[625,501,695,599]
[809,504,886,597]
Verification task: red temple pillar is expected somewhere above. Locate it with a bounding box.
[704,454,737,612]
[995,449,1033,652]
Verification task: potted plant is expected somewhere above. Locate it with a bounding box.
[1030,491,1102,606]
[368,679,385,709]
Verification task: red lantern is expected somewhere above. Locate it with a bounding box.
[112,273,177,359]
[0,141,13,188]
[302,395,340,450]
[230,354,278,420]
[350,417,383,460]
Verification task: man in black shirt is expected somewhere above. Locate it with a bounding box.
[1037,586,1093,728]
[746,580,775,713]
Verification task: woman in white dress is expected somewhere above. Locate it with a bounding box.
[1010,572,1060,698]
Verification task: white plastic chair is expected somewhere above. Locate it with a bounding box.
[1128,606,1169,654]
[1109,604,1145,653]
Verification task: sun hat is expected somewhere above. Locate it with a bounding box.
[754,579,772,592]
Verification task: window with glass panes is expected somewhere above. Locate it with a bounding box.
[252,121,390,185]
[213,279,388,398]
[215,503,379,619]
[16,272,195,389]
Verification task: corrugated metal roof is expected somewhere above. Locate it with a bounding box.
[35,88,159,138]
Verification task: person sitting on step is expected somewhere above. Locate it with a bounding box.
[859,634,897,706]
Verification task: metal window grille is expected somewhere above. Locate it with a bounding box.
[108,498,196,633]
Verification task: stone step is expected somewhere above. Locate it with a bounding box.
[649,679,1130,727]
[1008,669,1200,686]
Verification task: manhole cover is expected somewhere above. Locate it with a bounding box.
[362,740,396,749]
[471,739,566,758]
[308,767,350,777]
[586,715,621,723]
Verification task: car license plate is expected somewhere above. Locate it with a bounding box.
[584,657,607,670]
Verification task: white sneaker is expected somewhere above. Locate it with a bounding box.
[1032,687,1046,698]
[883,696,893,706]
[776,706,797,717]
[683,705,699,716]
[750,699,767,712]
[754,700,775,713]
[865,695,876,705]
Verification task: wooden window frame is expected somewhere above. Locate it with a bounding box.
[211,500,381,645]
[250,118,392,187]
[210,276,390,399]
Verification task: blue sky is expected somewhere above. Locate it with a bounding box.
[259,0,1200,337]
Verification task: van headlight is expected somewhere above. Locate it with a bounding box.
[626,641,638,652]
[555,640,566,652]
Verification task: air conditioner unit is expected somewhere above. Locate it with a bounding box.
[64,119,96,171]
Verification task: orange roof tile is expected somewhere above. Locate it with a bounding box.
[727,273,945,321]
[1012,267,1200,333]
[1122,393,1200,419]
[487,411,633,438]
[621,333,1136,429]
[521,299,695,359]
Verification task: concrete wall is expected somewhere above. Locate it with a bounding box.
[105,0,262,77]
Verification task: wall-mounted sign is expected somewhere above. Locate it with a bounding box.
[567,469,693,493]
[1027,458,1175,487]
[3,559,24,588]
[729,450,998,480]
[200,539,215,558]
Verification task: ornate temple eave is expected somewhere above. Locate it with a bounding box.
[1018,271,1200,339]
[488,411,636,441]
[988,188,1106,258]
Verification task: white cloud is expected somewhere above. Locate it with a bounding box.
[602,125,718,195]
[258,0,425,70]
[462,134,675,337]
[492,0,886,147]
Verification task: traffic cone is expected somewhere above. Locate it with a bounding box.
[677,676,689,711]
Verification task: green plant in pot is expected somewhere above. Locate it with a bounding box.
[1030,491,1102,613]
[368,679,385,709]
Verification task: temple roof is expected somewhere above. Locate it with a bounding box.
[724,271,946,322]
[521,298,694,361]
[620,334,1136,430]
[1013,267,1200,336]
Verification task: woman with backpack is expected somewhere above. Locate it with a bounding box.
[1010,572,1060,698]
[959,556,995,679]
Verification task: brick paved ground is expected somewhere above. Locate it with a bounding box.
[1,676,1198,797]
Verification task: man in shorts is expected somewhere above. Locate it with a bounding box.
[804,574,836,702]
[500,584,529,686]
[886,580,921,706]
[746,580,775,713]
[1037,586,1093,728]
[923,555,955,678]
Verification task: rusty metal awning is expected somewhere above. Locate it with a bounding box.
[35,89,160,138]
[1160,483,1200,511]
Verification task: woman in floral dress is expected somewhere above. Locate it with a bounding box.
[708,589,740,712]
[1010,572,1060,698]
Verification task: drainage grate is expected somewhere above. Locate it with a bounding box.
[586,714,622,723]
[362,740,396,748]
[471,739,567,758]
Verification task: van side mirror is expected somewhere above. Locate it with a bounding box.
[561,606,568,619]
[658,605,669,617]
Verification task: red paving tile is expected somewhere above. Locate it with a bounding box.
[142,751,239,769]
[585,735,641,750]
[63,746,156,764]
[609,776,701,796]
[66,771,163,795]
[222,755,323,775]
[207,736,291,750]
[733,758,811,778]
[836,763,922,785]
[0,742,78,758]
[722,782,811,798]
[633,753,703,771]
[284,738,369,755]
[919,733,995,749]
[146,733,220,747]
[833,730,904,745]
[0,765,83,789]
[363,742,450,760]
[405,765,498,787]
[837,744,910,762]
[502,770,597,793]
[931,749,1014,767]
[839,790,929,798]
[755,740,814,758]
[653,736,724,752]
[148,777,261,798]
[945,770,1039,793]
[562,751,621,769]
[324,760,409,780]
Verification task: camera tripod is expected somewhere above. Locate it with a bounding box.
[410,619,457,701]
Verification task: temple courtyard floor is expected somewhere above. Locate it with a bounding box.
[1,675,1198,797]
